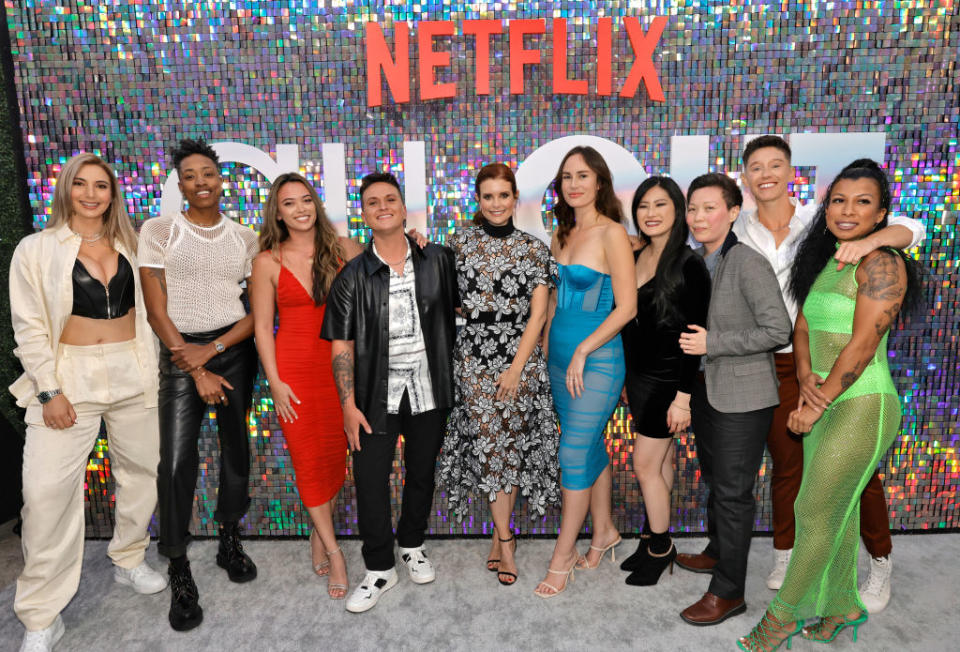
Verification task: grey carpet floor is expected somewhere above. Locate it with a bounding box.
[0,534,957,651]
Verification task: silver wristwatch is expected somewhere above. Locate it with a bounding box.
[213,340,225,354]
[37,389,62,404]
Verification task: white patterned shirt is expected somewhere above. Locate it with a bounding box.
[372,239,435,415]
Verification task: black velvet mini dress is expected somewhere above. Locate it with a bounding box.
[620,247,710,438]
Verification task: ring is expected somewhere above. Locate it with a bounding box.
[220,395,226,400]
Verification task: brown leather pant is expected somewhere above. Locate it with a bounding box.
[768,353,892,557]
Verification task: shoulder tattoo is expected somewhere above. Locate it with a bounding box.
[858,253,904,301]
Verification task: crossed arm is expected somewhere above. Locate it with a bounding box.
[140,267,253,404]
[790,250,907,433]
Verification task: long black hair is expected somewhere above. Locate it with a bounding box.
[631,176,693,327]
[789,158,921,312]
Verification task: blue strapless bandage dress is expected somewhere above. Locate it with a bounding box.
[548,264,624,490]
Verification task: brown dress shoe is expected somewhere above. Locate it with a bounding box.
[675,552,718,574]
[680,592,747,626]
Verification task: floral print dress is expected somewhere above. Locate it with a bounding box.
[436,221,561,520]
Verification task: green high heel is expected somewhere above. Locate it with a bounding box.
[801,611,868,643]
[737,612,804,651]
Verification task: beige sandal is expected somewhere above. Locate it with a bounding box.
[533,557,580,599]
[325,547,348,600]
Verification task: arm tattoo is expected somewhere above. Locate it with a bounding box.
[331,350,354,406]
[147,267,167,297]
[840,359,867,391]
[858,254,904,301]
[874,302,901,337]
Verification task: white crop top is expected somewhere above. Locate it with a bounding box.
[138,212,259,333]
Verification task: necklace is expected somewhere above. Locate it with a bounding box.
[72,229,105,245]
[764,221,791,233]
[182,211,221,228]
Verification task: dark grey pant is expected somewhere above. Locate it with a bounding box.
[691,379,774,600]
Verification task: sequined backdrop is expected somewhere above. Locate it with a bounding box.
[5,2,957,537]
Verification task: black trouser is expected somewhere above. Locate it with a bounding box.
[156,326,257,559]
[352,392,448,571]
[691,379,774,600]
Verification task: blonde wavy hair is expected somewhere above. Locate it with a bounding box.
[47,152,137,254]
[259,172,344,305]
[47,153,138,254]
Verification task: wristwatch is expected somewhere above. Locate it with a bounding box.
[213,340,225,354]
[37,389,62,404]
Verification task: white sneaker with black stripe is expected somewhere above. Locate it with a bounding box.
[345,568,398,613]
[399,545,435,584]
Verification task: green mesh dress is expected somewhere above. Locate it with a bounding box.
[770,259,901,622]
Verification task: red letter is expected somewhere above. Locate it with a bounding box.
[463,19,502,96]
[418,21,456,101]
[366,22,410,107]
[509,19,546,95]
[596,17,612,96]
[619,16,667,102]
[552,18,588,95]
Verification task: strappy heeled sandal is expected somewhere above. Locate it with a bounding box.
[801,612,867,643]
[533,556,580,599]
[325,546,348,600]
[496,535,518,586]
[577,535,622,570]
[737,611,803,651]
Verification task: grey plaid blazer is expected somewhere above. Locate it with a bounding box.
[700,232,792,413]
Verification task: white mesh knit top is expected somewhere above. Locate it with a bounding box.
[139,212,259,333]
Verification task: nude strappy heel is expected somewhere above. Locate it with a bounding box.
[325,546,348,600]
[534,557,580,599]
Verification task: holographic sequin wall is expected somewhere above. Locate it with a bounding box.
[6,2,958,537]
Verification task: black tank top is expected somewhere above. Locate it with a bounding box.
[71,254,135,320]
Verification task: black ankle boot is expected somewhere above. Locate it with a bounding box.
[620,536,651,571]
[625,540,677,586]
[216,521,258,583]
[168,560,203,631]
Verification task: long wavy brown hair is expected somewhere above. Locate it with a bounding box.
[551,146,624,248]
[48,153,139,254]
[259,172,344,305]
[472,162,518,225]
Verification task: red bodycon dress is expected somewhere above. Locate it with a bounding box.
[275,264,346,507]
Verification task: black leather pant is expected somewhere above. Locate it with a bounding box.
[156,326,257,559]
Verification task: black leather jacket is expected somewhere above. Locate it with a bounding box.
[320,236,458,434]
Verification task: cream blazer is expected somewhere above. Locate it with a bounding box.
[8,222,159,408]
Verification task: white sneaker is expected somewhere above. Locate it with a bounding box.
[766,548,792,590]
[345,568,398,613]
[399,545,435,584]
[114,561,169,594]
[20,615,65,652]
[860,555,892,613]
